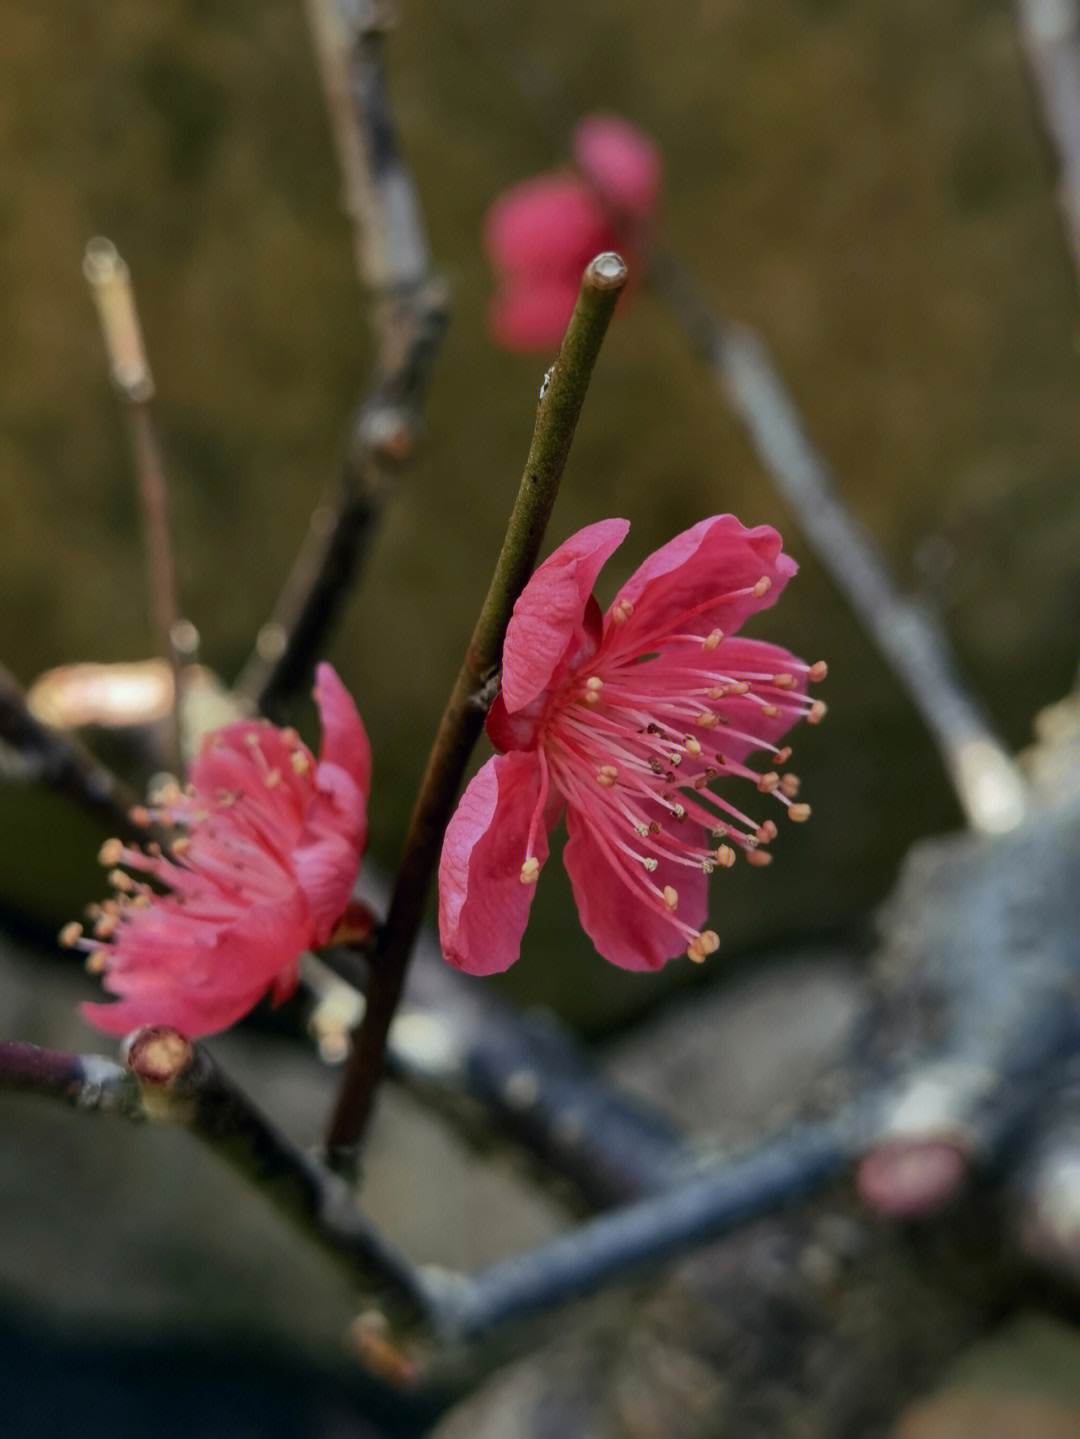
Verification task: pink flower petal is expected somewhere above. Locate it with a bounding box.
[562,805,708,971]
[314,661,372,804]
[501,518,630,714]
[604,516,797,658]
[438,752,553,975]
[572,114,663,222]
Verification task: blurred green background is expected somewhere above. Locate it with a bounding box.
[3,0,1080,1029]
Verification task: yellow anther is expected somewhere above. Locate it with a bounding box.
[685,930,719,964]
[697,711,718,729]
[519,857,540,885]
[684,736,702,756]
[756,772,780,793]
[756,820,778,844]
[612,599,634,625]
[290,750,310,775]
[761,703,780,718]
[752,576,772,598]
[596,764,619,787]
[728,682,750,697]
[663,885,679,910]
[772,673,796,689]
[264,768,281,789]
[808,661,828,682]
[108,869,134,893]
[779,773,801,798]
[715,844,736,868]
[98,838,124,868]
[59,922,83,948]
[642,856,659,873]
[585,676,603,692]
[745,847,773,867]
[808,700,827,724]
[774,746,792,764]
[703,629,723,652]
[788,803,811,822]
[85,951,108,974]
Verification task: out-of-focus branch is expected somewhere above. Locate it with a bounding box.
[392,955,695,1209]
[436,1111,862,1345]
[323,254,629,1160]
[0,1039,137,1113]
[0,663,142,838]
[83,237,185,773]
[649,252,1030,836]
[1,1027,434,1339]
[235,0,450,714]
[1016,0,1080,297]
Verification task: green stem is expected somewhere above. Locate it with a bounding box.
[324,253,628,1159]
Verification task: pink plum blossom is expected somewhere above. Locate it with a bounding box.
[68,663,371,1039]
[438,517,826,975]
[484,114,662,351]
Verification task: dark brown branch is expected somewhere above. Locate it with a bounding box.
[0,1039,137,1112]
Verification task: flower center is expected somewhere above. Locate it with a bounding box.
[517,588,826,962]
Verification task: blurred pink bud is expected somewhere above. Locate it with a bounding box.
[484,114,662,352]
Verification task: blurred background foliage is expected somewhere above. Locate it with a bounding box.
[2,0,1080,1030]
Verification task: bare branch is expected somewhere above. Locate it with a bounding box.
[1016,0,1080,298]
[236,0,450,713]
[649,252,1030,836]
[323,255,628,1159]
[0,1039,137,1113]
[83,238,185,772]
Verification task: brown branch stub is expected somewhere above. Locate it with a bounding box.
[124,1025,194,1087]
[323,256,628,1160]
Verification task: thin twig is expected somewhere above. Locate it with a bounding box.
[1016,0,1080,300]
[324,254,628,1160]
[235,0,450,714]
[0,1039,138,1113]
[0,664,142,838]
[648,252,1031,836]
[83,238,185,772]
